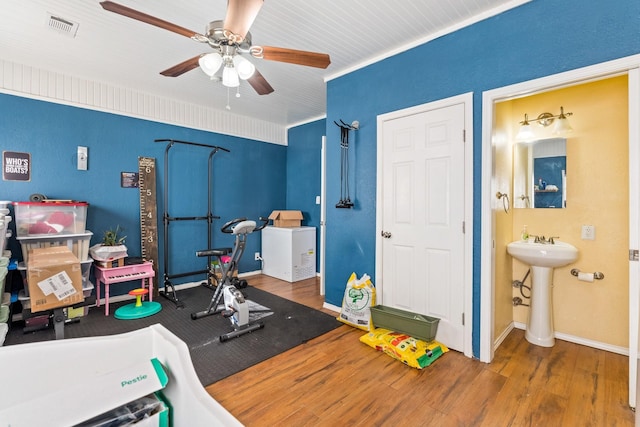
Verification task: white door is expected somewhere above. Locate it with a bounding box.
[380,102,466,351]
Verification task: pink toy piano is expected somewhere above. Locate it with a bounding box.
[94,261,155,316]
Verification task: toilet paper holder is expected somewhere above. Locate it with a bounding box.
[570,268,604,280]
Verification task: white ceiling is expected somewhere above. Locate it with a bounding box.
[1,0,527,128]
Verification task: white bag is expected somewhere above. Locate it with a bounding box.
[89,244,128,262]
[337,272,376,331]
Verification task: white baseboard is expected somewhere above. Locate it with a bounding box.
[494,322,515,349]
[239,270,262,278]
[322,302,341,314]
[495,322,630,356]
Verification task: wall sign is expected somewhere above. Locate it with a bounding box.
[3,151,31,182]
[121,172,139,188]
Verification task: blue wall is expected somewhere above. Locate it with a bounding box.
[320,0,640,357]
[1,94,287,295]
[286,119,324,268]
[3,0,639,355]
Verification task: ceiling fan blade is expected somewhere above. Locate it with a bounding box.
[100,1,204,40]
[257,46,331,69]
[160,55,201,77]
[223,0,263,41]
[247,69,274,95]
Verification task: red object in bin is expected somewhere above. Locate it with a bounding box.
[13,201,88,236]
[28,222,60,234]
[48,211,75,227]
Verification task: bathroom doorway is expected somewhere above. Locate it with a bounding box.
[481,56,640,407]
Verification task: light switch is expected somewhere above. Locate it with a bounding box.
[78,146,88,170]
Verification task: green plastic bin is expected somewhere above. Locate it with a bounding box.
[370,305,439,342]
[0,267,7,297]
[0,304,9,324]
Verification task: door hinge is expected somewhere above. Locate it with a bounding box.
[462,221,465,234]
[462,312,465,326]
[463,129,466,143]
[631,249,639,261]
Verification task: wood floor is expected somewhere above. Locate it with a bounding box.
[207,275,635,426]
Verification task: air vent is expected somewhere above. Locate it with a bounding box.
[47,13,79,38]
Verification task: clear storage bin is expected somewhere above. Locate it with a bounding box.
[17,230,93,263]
[13,201,88,237]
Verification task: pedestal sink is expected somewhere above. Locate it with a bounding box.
[507,240,579,347]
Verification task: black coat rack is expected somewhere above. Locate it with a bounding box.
[334,119,359,208]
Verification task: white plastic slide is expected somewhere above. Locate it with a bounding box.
[0,324,242,426]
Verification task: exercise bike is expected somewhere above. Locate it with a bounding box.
[191,216,269,342]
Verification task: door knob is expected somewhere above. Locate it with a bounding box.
[381,231,392,238]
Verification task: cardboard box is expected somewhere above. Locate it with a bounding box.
[268,210,303,227]
[66,281,95,318]
[19,258,93,297]
[27,246,84,312]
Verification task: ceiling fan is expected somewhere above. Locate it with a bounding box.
[100,1,331,97]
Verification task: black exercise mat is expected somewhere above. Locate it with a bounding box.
[3,285,342,386]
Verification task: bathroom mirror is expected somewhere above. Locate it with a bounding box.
[513,137,566,209]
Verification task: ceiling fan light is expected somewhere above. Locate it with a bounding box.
[199,53,222,77]
[222,65,240,87]
[233,55,256,80]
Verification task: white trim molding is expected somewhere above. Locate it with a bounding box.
[481,54,640,408]
[0,59,287,145]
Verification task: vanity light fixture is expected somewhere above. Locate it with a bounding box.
[515,114,536,142]
[552,107,573,135]
[515,106,573,142]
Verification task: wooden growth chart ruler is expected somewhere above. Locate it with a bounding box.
[138,156,159,296]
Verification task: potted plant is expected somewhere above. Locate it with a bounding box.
[101,225,127,246]
[89,225,128,262]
